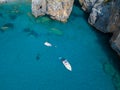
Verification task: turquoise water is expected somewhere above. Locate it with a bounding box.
[0,1,119,90]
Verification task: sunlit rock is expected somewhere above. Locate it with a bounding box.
[32,0,74,22]
[32,0,46,17]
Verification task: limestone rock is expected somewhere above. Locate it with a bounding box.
[110,0,120,55]
[46,0,74,22]
[79,0,120,55]
[32,0,46,17]
[79,0,115,33]
[32,0,74,22]
[88,0,112,33]
[107,0,120,32]
[110,31,120,55]
[79,0,98,12]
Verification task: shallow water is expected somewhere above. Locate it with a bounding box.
[0,1,119,90]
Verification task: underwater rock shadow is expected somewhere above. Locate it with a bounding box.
[74,0,82,8]
[0,13,3,18]
[92,27,120,72]
[23,28,40,38]
[36,53,41,61]
[0,23,14,32]
[9,14,17,20]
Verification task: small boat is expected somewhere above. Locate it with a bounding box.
[44,41,52,47]
[59,57,72,71]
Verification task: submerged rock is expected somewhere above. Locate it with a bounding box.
[3,23,14,28]
[36,53,41,61]
[35,16,52,25]
[103,62,116,76]
[113,73,120,90]
[103,62,120,90]
[9,14,17,20]
[0,13,3,18]
[32,0,74,22]
[49,28,63,36]
[23,28,31,33]
[23,28,40,38]
[0,23,14,32]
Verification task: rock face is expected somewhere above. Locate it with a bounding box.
[32,0,46,17]
[32,0,74,22]
[110,31,120,55]
[79,0,120,55]
[79,0,98,12]
[88,0,112,33]
[110,0,120,55]
[79,0,112,33]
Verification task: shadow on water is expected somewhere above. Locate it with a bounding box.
[74,0,90,20]
[36,53,41,61]
[0,23,14,32]
[74,0,120,72]
[89,25,120,90]
[90,26,120,72]
[0,13,3,18]
[23,28,40,38]
[74,0,81,8]
[74,1,120,89]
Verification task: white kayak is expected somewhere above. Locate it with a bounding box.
[59,57,72,71]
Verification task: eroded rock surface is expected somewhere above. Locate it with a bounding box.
[32,0,46,17]
[79,0,98,12]
[88,0,112,33]
[110,0,120,55]
[79,0,120,55]
[32,0,74,22]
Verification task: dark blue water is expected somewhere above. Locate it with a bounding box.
[0,1,119,90]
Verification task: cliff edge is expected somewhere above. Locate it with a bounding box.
[79,0,120,56]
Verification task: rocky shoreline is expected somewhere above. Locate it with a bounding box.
[0,0,120,56]
[32,0,74,22]
[79,0,120,56]
[32,0,120,57]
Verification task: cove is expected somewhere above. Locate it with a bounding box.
[0,1,119,90]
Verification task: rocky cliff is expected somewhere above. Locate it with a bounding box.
[8,0,118,56]
[109,0,120,56]
[31,0,120,56]
[79,0,120,56]
[32,0,74,22]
